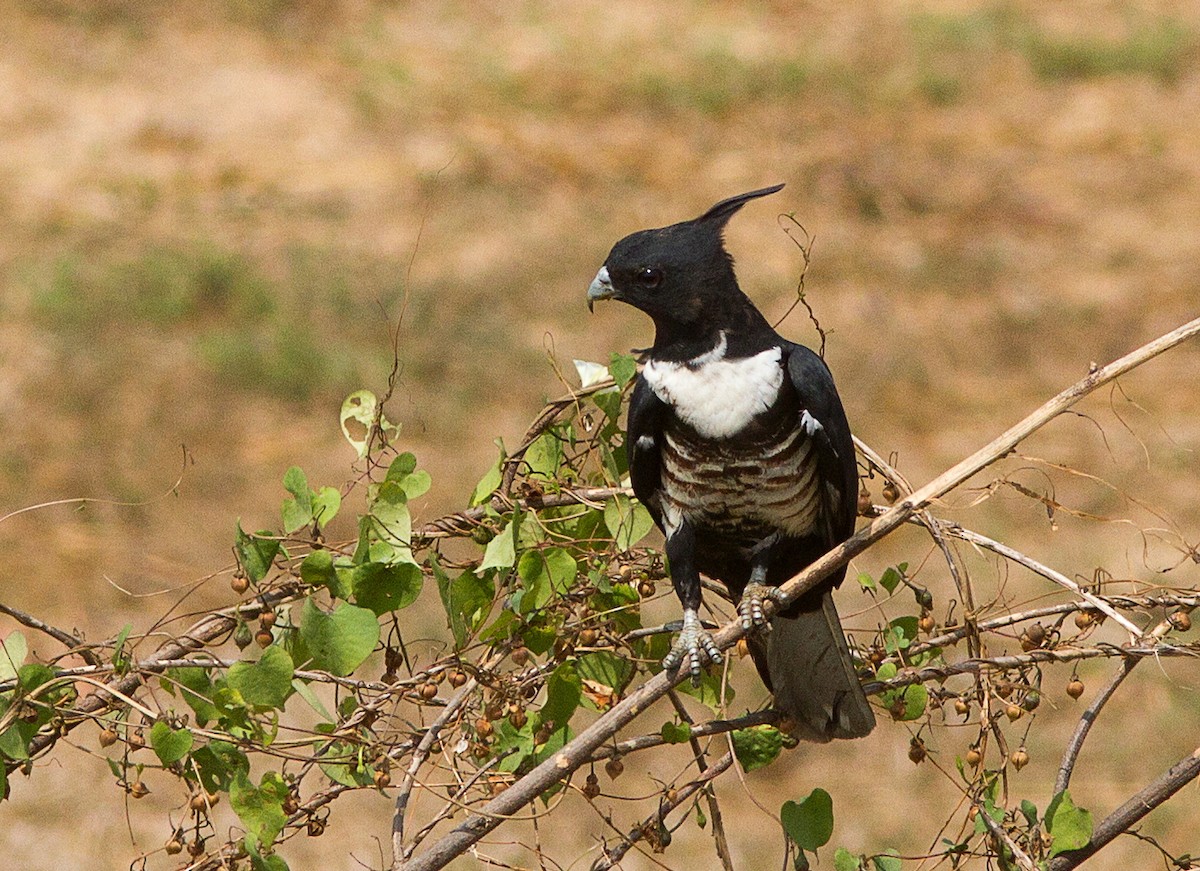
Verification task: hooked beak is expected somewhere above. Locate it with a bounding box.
[587,266,615,313]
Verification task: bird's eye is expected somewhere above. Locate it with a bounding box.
[637,267,663,289]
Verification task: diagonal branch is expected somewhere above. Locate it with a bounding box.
[1048,746,1200,871]
[396,318,1200,871]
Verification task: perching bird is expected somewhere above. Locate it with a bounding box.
[587,185,875,742]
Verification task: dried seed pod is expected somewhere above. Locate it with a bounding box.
[953,698,970,717]
[374,769,392,789]
[918,613,936,634]
[259,609,277,628]
[1010,747,1030,771]
[419,682,438,701]
[604,756,624,780]
[255,629,274,649]
[735,638,751,658]
[127,730,146,750]
[511,646,530,667]
[1066,678,1085,699]
[165,837,184,856]
[234,622,253,650]
[282,794,300,815]
[665,787,679,805]
[637,579,656,598]
[475,718,494,738]
[98,728,119,748]
[1006,704,1023,721]
[307,817,326,837]
[129,780,150,799]
[1021,689,1041,712]
[1170,610,1192,632]
[509,708,528,729]
[582,772,600,800]
[965,747,983,767]
[908,737,927,764]
[1074,610,1095,630]
[578,628,599,647]
[230,574,250,595]
[449,670,468,688]
[857,487,873,516]
[188,838,205,858]
[882,481,900,503]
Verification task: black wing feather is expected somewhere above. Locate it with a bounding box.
[783,342,858,550]
[626,375,667,529]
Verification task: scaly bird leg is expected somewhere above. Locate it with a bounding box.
[739,534,785,631]
[662,608,723,685]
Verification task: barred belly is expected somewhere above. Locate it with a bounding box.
[659,423,822,546]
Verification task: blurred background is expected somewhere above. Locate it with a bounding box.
[1,1,1198,868]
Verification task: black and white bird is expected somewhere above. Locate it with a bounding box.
[587,185,875,742]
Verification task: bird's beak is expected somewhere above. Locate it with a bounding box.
[587,266,615,313]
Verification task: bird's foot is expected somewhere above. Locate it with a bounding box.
[662,609,722,685]
[738,581,785,631]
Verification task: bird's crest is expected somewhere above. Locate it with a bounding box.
[695,183,785,228]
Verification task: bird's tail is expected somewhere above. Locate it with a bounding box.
[754,590,876,743]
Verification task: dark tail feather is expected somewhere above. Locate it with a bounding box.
[751,590,875,743]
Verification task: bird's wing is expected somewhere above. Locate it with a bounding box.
[783,342,858,548]
[626,374,667,529]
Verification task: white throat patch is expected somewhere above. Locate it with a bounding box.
[644,332,783,439]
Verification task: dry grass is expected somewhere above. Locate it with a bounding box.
[1,1,1199,868]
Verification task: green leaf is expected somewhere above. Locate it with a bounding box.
[386,453,431,499]
[111,623,132,672]
[834,848,863,871]
[434,563,495,649]
[516,548,577,613]
[576,651,633,695]
[470,441,505,506]
[312,486,341,525]
[782,788,834,852]
[231,770,289,849]
[0,631,28,683]
[340,389,399,458]
[732,725,784,772]
[235,523,280,584]
[609,352,637,388]
[352,562,424,615]
[592,388,622,423]
[149,720,194,765]
[538,662,581,730]
[298,600,379,677]
[879,566,904,594]
[872,850,902,871]
[281,466,313,533]
[883,616,918,653]
[604,494,654,551]
[248,845,290,871]
[660,721,693,744]
[193,740,250,792]
[367,480,416,565]
[480,520,517,571]
[855,572,876,591]
[300,550,349,598]
[1020,799,1039,827]
[17,663,55,693]
[165,667,219,727]
[883,683,928,721]
[226,646,295,710]
[524,432,563,480]
[1046,790,1093,858]
[674,673,734,710]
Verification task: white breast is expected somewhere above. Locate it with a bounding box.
[643,333,783,439]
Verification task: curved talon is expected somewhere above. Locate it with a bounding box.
[739,581,785,632]
[662,610,722,685]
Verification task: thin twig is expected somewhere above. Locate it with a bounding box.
[667,691,734,871]
[589,751,734,871]
[0,602,102,666]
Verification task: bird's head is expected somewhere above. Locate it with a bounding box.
[587,185,785,336]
